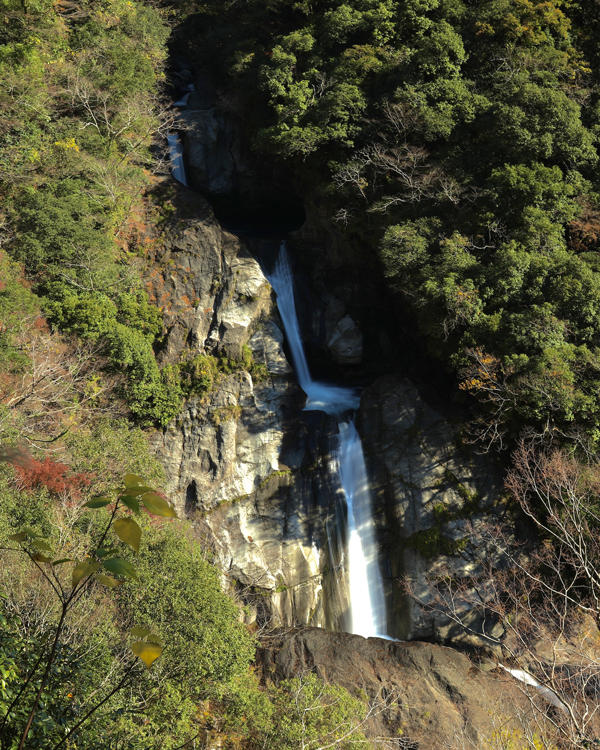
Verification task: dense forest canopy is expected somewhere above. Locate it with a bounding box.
[5,0,600,446]
[184,0,600,451]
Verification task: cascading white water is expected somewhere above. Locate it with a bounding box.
[337,420,387,637]
[269,242,387,638]
[174,84,195,108]
[167,133,188,186]
[269,244,359,414]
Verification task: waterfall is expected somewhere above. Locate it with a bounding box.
[269,242,387,638]
[337,420,387,636]
[173,92,191,107]
[167,133,188,186]
[269,244,359,414]
[174,84,195,108]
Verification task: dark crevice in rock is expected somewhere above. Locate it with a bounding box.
[185,480,198,514]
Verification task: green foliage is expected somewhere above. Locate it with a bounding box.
[118,522,255,694]
[11,179,115,284]
[45,288,182,427]
[178,353,220,396]
[0,455,263,749]
[212,668,374,749]
[262,673,370,749]
[0,0,174,427]
[0,465,181,749]
[104,323,182,427]
[187,0,600,448]
[117,291,164,341]
[64,418,164,490]
[406,526,467,559]
[0,251,40,372]
[0,602,24,719]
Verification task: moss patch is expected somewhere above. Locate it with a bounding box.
[406,527,468,559]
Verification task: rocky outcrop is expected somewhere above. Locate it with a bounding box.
[296,283,366,369]
[181,98,245,199]
[326,313,363,365]
[257,628,540,749]
[358,376,507,644]
[147,190,272,363]
[148,190,507,642]
[149,190,350,629]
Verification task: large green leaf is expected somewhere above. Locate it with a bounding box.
[9,527,38,542]
[8,532,29,543]
[131,640,162,668]
[113,517,141,553]
[102,557,138,579]
[95,547,116,558]
[119,494,141,514]
[84,496,112,509]
[31,539,51,552]
[72,560,100,587]
[124,474,145,489]
[32,552,52,564]
[140,492,177,518]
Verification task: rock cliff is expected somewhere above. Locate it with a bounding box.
[148,185,508,645]
[148,188,351,630]
[358,376,507,644]
[257,628,541,749]
[152,64,514,651]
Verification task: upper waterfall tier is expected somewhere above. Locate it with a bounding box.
[268,243,359,415]
[167,133,188,187]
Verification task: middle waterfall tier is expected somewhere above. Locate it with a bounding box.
[268,241,387,638]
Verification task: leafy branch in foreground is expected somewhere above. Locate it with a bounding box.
[0,453,177,750]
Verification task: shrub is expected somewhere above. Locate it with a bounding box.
[118,522,256,695]
[13,457,92,500]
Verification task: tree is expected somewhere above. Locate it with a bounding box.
[0,455,177,750]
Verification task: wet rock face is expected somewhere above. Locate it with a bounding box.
[150,191,505,645]
[357,376,506,644]
[191,455,349,631]
[150,194,505,640]
[181,104,241,198]
[157,374,350,630]
[257,628,533,750]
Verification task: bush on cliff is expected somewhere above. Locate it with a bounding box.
[0,0,178,427]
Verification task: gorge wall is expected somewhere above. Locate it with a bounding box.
[150,96,508,644]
